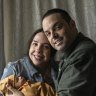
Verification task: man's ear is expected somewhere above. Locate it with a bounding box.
[69,20,76,28]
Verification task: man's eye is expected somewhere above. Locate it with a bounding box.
[45,32,50,37]
[54,23,64,31]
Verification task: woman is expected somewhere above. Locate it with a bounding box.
[1,28,58,96]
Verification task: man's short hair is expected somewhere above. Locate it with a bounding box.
[42,8,72,23]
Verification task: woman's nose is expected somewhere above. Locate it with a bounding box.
[36,45,42,52]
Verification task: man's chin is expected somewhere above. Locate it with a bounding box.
[54,45,65,51]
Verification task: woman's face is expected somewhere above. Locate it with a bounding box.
[29,32,51,67]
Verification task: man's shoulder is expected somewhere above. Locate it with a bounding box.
[66,35,96,61]
[76,38,96,53]
[73,33,96,53]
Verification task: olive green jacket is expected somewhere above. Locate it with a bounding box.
[56,33,96,96]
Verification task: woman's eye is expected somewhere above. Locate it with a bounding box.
[43,45,50,49]
[32,43,37,46]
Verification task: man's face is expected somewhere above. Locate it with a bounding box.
[42,13,76,51]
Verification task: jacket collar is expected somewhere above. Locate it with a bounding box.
[61,32,85,59]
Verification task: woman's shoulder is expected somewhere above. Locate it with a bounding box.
[7,56,29,67]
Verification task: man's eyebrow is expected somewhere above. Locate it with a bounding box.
[32,40,38,43]
[44,21,61,32]
[53,22,61,27]
[44,30,49,33]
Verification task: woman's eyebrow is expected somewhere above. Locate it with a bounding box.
[33,40,50,45]
[44,43,50,45]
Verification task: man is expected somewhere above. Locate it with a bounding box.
[42,8,96,96]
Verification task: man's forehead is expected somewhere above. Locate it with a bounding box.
[44,13,62,21]
[43,18,63,31]
[43,13,63,24]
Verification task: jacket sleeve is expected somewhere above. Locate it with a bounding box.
[57,49,96,96]
[1,62,17,80]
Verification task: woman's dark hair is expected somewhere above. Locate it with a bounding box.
[42,8,72,24]
[27,28,56,58]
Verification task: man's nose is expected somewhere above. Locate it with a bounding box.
[52,33,58,39]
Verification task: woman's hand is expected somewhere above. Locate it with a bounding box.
[6,85,24,96]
